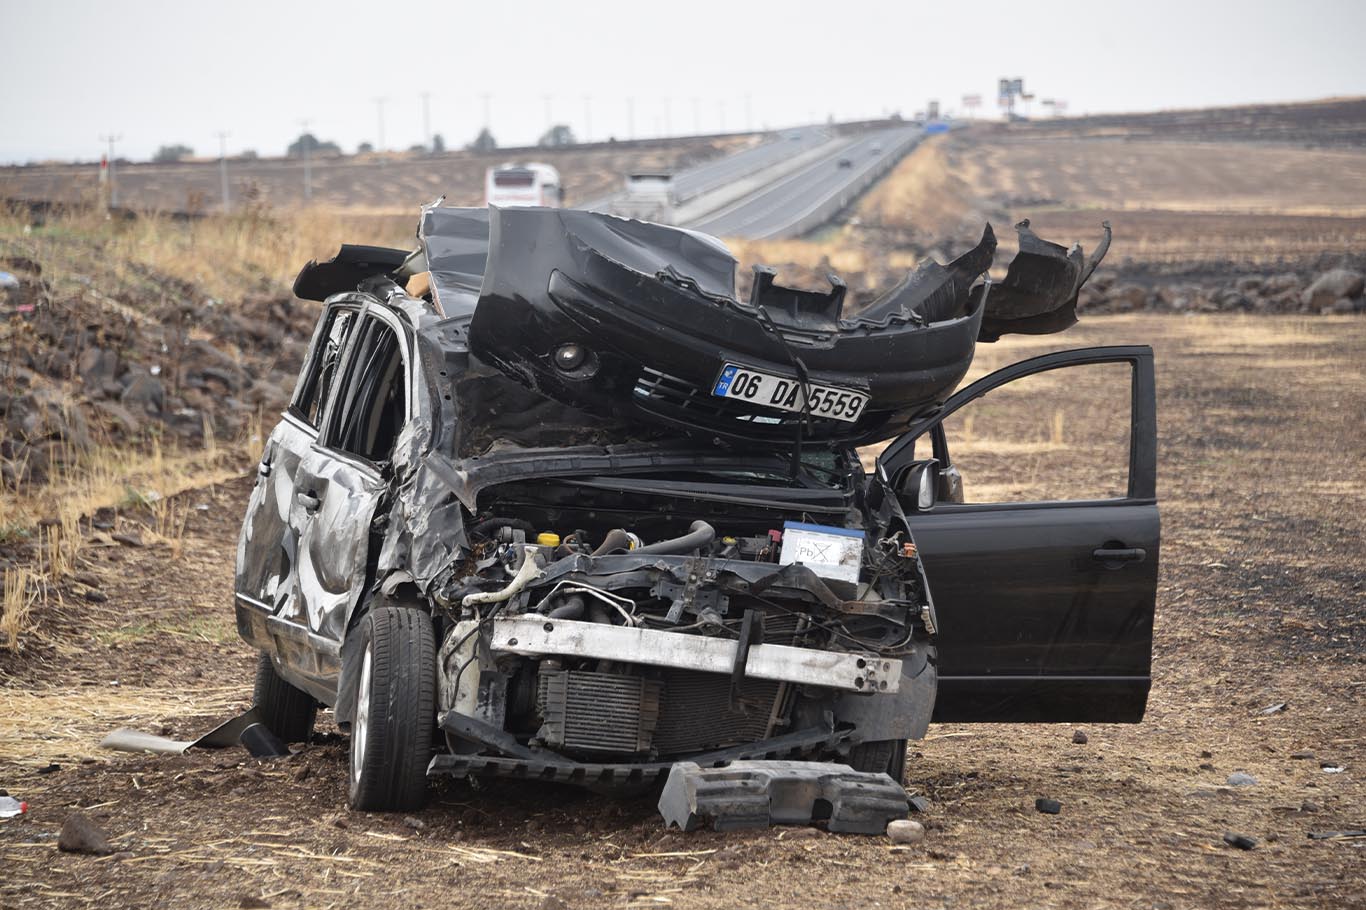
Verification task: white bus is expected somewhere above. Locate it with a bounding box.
[485,162,563,207]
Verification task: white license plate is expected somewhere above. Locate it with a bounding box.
[712,364,868,423]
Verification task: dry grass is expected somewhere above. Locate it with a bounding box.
[2,205,413,302]
[1,567,39,651]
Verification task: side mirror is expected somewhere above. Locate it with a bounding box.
[900,459,939,512]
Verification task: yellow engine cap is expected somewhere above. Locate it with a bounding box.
[536,532,562,547]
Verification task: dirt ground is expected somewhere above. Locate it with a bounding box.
[2,313,1363,909]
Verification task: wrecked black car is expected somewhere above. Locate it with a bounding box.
[234,204,1158,816]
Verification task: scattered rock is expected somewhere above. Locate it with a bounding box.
[120,373,165,414]
[887,819,925,844]
[402,816,425,830]
[1302,268,1365,311]
[1291,751,1316,760]
[1222,833,1257,851]
[293,765,311,782]
[1072,730,1089,745]
[1035,798,1062,815]
[57,813,114,855]
[1226,772,1257,787]
[539,897,569,910]
[1301,800,1320,813]
[112,532,144,547]
[84,590,109,603]
[36,763,60,774]
[1200,750,1213,759]
[239,898,271,909]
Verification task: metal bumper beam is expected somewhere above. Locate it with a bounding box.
[488,616,899,693]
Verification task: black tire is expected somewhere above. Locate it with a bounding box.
[252,651,317,743]
[348,606,437,812]
[849,739,909,785]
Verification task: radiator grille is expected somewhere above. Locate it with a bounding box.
[537,670,662,756]
[653,670,780,754]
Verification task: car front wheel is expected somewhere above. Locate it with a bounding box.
[348,606,436,812]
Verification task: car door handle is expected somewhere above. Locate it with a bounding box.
[1093,547,1146,565]
[257,461,272,478]
[296,491,320,513]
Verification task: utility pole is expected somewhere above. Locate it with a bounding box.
[215,131,230,214]
[373,97,387,167]
[421,91,431,151]
[299,118,313,204]
[582,94,592,143]
[99,133,121,208]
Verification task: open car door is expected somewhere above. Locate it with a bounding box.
[877,345,1158,723]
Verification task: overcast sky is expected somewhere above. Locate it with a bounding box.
[3,0,1364,163]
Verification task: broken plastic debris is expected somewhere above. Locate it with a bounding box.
[658,760,908,835]
[0,796,28,818]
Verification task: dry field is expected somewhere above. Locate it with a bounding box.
[0,135,758,214]
[2,313,1363,910]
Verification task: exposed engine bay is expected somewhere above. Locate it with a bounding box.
[425,458,937,779]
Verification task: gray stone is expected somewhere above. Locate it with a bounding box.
[887,819,925,844]
[1035,798,1062,815]
[121,374,165,414]
[1226,772,1257,787]
[58,813,114,855]
[1072,730,1089,745]
[1302,268,1365,311]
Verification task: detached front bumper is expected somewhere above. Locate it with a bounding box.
[488,616,900,694]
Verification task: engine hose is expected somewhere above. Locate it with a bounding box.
[634,520,716,555]
[547,594,586,620]
[461,546,542,608]
[591,528,634,556]
[468,516,538,541]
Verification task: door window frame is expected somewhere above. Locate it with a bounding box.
[289,298,366,431]
[878,345,1157,512]
[314,303,415,473]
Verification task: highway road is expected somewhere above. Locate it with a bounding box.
[684,126,921,240]
[668,126,830,203]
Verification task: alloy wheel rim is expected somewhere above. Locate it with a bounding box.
[351,647,372,788]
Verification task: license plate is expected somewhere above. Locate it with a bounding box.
[712,364,867,423]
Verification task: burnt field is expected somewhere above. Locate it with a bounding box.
[2,313,1363,910]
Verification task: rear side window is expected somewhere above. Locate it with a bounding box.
[292,306,358,427]
[323,318,408,464]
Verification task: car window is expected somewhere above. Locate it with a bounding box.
[323,317,408,463]
[291,306,358,427]
[939,361,1132,503]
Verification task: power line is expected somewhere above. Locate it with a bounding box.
[215,131,230,214]
[298,118,313,204]
[98,133,121,208]
[421,91,431,152]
